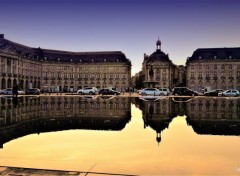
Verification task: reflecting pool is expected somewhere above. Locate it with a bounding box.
[0,96,240,175]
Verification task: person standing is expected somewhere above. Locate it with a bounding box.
[12,83,18,98]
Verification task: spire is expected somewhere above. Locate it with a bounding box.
[156,132,161,145]
[156,37,161,50]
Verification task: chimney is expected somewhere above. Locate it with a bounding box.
[0,34,4,38]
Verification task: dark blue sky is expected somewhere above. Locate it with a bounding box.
[1,0,240,74]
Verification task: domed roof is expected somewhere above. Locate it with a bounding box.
[148,49,170,62]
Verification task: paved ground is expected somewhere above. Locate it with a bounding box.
[0,166,138,176]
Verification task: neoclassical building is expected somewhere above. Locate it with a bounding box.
[0,34,131,92]
[142,39,182,89]
[186,48,240,92]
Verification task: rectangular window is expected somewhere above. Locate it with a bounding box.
[237,71,240,78]
[191,72,194,78]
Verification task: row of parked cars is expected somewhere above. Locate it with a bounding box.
[138,87,240,97]
[0,88,41,95]
[77,87,121,95]
[204,89,240,97]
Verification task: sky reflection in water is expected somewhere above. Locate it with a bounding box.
[0,96,240,175]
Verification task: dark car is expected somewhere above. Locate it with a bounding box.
[172,87,198,96]
[204,89,224,96]
[98,88,121,95]
[26,88,41,95]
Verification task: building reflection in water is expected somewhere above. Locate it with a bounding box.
[0,96,131,148]
[133,97,240,144]
[134,97,176,145]
[1,96,240,148]
[186,98,240,135]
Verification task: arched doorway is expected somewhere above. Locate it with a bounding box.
[34,80,37,88]
[7,78,11,88]
[20,80,24,90]
[38,81,40,89]
[1,78,6,89]
[26,80,29,90]
[13,79,17,86]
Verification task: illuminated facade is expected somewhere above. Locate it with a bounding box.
[142,39,181,89]
[0,34,131,92]
[186,48,240,92]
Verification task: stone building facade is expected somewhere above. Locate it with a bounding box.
[0,34,131,92]
[186,48,240,92]
[142,39,181,89]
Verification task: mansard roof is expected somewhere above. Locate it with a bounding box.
[187,47,240,64]
[0,36,131,65]
[148,49,171,63]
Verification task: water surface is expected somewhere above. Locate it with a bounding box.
[0,96,240,175]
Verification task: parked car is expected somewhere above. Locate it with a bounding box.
[158,88,170,96]
[218,90,240,97]
[0,89,4,94]
[77,87,98,95]
[1,88,13,95]
[140,88,161,96]
[98,88,121,95]
[137,89,144,95]
[172,87,198,96]
[1,88,25,95]
[26,88,41,95]
[204,89,224,96]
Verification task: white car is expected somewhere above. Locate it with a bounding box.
[0,89,5,94]
[140,88,161,96]
[1,88,25,95]
[218,90,239,97]
[1,88,14,95]
[77,87,98,95]
[159,88,170,96]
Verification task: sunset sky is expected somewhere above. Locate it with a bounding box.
[1,0,240,75]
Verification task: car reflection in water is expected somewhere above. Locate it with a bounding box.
[0,96,131,148]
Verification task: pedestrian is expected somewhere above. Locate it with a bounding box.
[12,83,18,98]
